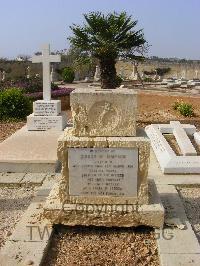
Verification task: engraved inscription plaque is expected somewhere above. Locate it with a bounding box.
[68,148,138,197]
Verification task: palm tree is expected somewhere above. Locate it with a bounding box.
[69,12,147,89]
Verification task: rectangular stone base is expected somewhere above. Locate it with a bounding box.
[33,100,61,116]
[27,112,67,131]
[0,126,62,173]
[43,179,164,228]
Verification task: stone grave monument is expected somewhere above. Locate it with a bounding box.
[2,70,6,81]
[50,65,57,82]
[195,70,199,79]
[44,88,164,228]
[26,66,30,79]
[27,44,67,131]
[93,65,101,82]
[129,62,138,81]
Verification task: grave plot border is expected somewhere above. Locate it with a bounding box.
[145,122,200,174]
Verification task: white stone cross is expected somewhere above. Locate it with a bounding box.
[32,44,61,101]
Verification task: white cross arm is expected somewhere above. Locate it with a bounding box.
[32,54,61,63]
[50,54,61,63]
[32,55,43,63]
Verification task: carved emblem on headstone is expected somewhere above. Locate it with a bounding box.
[88,101,120,132]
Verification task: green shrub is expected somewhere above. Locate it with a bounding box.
[62,67,75,83]
[173,100,194,117]
[0,88,32,121]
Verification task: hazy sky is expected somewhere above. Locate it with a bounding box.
[0,0,200,59]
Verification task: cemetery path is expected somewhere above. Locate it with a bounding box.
[0,186,35,249]
[42,225,159,266]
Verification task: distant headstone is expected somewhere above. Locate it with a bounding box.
[94,65,100,81]
[26,66,30,79]
[181,69,186,79]
[84,76,89,82]
[27,44,67,131]
[0,71,2,81]
[2,71,6,81]
[153,69,158,80]
[129,62,138,80]
[74,71,80,81]
[50,65,57,82]
[195,70,199,79]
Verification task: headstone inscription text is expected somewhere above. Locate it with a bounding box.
[68,148,138,197]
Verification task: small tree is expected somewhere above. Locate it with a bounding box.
[69,12,147,89]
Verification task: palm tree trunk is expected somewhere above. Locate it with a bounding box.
[99,58,117,89]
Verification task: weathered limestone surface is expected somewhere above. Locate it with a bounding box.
[43,179,164,228]
[57,127,150,205]
[70,88,137,137]
[43,89,164,228]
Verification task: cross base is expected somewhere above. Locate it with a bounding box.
[27,112,67,131]
[33,100,61,116]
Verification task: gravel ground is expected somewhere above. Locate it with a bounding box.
[42,225,159,266]
[177,187,200,243]
[0,121,25,142]
[0,186,35,248]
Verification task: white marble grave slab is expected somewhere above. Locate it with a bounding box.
[146,121,200,174]
[68,148,138,197]
[170,121,197,156]
[33,100,61,116]
[27,112,67,131]
[194,132,200,145]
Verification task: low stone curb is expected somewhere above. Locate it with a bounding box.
[0,178,57,266]
[156,185,200,266]
[149,150,200,186]
[0,173,48,187]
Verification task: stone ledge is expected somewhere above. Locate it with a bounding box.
[0,173,25,187]
[0,179,55,266]
[43,179,164,228]
[149,149,200,186]
[156,185,200,266]
[0,126,62,173]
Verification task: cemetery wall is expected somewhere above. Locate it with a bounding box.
[116,60,200,79]
[1,59,200,80]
